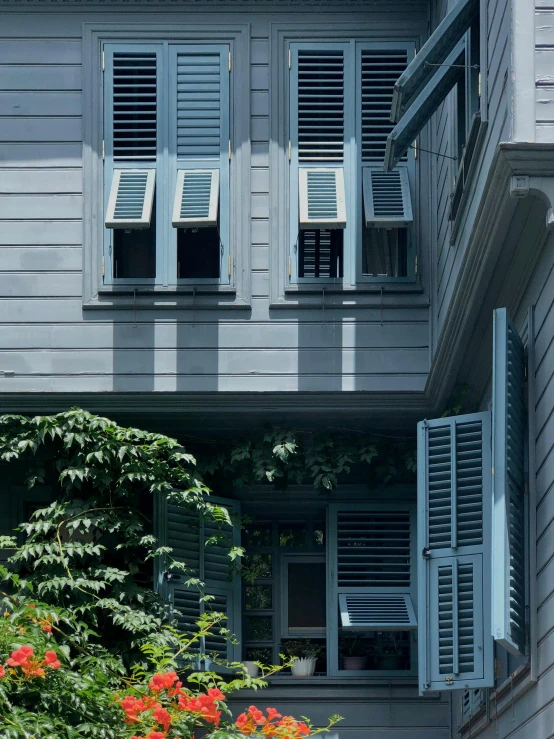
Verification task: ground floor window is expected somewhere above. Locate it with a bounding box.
[240,499,417,677]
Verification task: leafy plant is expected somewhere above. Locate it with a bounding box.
[280,640,324,660]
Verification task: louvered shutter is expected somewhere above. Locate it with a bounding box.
[492,308,527,656]
[172,169,219,228]
[103,45,160,275]
[155,495,241,664]
[461,688,485,721]
[417,413,494,693]
[384,41,465,171]
[105,169,156,229]
[363,168,413,228]
[390,0,479,121]
[329,505,417,632]
[169,45,230,281]
[299,168,346,229]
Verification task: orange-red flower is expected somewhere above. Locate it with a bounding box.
[0,666,5,679]
[153,706,171,732]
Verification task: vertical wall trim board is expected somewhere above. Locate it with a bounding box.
[528,305,538,683]
[511,0,535,142]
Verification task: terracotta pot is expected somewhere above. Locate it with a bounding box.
[243,661,260,678]
[290,657,317,676]
[342,655,369,671]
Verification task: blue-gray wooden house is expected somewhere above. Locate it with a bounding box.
[0,0,552,736]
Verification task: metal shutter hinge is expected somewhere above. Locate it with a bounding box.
[289,48,292,69]
[101,257,105,277]
[478,72,481,98]
[288,141,291,161]
[102,140,105,161]
[228,140,232,160]
[228,255,232,277]
[414,254,418,275]
[102,50,105,71]
[228,51,232,72]
[494,659,503,679]
[288,256,292,277]
[524,362,528,380]
[414,138,418,159]
[524,481,529,497]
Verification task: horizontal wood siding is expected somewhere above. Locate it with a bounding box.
[228,686,450,739]
[0,4,431,396]
[536,4,554,139]
[432,0,511,344]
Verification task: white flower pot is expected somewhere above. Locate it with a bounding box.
[243,661,260,678]
[290,657,317,677]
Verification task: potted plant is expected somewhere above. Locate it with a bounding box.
[281,639,323,677]
[379,633,404,671]
[242,648,271,678]
[340,636,369,671]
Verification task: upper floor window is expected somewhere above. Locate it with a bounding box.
[103,43,231,286]
[288,41,416,285]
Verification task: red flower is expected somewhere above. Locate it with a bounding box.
[147,732,166,739]
[42,650,61,669]
[153,706,171,732]
[149,671,179,692]
[0,666,5,678]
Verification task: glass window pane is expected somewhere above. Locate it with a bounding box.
[287,562,326,631]
[339,632,410,671]
[279,523,307,547]
[244,646,273,663]
[245,615,273,642]
[362,227,407,277]
[242,553,272,583]
[245,585,273,611]
[242,521,272,548]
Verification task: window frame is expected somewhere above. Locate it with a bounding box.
[269,23,429,308]
[82,23,251,309]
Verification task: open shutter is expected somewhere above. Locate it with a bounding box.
[384,41,465,171]
[172,169,219,228]
[339,593,416,630]
[299,168,346,229]
[390,0,479,121]
[363,168,413,228]
[155,495,241,664]
[417,413,494,693]
[492,308,527,655]
[105,169,156,229]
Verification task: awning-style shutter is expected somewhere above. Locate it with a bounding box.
[172,169,219,228]
[105,169,156,229]
[417,413,495,693]
[384,41,465,171]
[492,308,527,656]
[155,495,241,664]
[462,688,485,721]
[299,168,346,229]
[339,593,416,630]
[390,0,479,122]
[363,167,413,228]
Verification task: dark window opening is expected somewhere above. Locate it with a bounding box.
[177,226,221,279]
[299,229,343,278]
[362,227,408,277]
[339,631,411,671]
[113,195,156,279]
[287,561,326,632]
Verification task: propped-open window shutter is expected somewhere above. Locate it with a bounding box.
[417,413,494,693]
[299,168,346,229]
[155,496,241,664]
[363,168,413,228]
[462,688,485,721]
[492,308,527,656]
[172,169,219,228]
[330,506,417,631]
[384,41,465,171]
[390,0,478,121]
[105,169,156,228]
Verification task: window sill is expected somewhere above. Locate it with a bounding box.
[264,674,417,684]
[85,286,250,311]
[272,283,428,309]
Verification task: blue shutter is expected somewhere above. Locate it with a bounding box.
[390,0,479,121]
[299,168,346,228]
[418,413,494,693]
[328,503,417,676]
[169,45,230,284]
[363,167,413,228]
[155,495,241,664]
[384,41,465,171]
[492,308,527,656]
[106,169,156,229]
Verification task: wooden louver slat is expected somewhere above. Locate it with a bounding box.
[339,592,416,630]
[112,52,157,161]
[361,49,408,163]
[337,510,411,588]
[176,53,222,159]
[297,50,344,162]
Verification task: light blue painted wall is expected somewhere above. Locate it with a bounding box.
[0,2,433,397]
